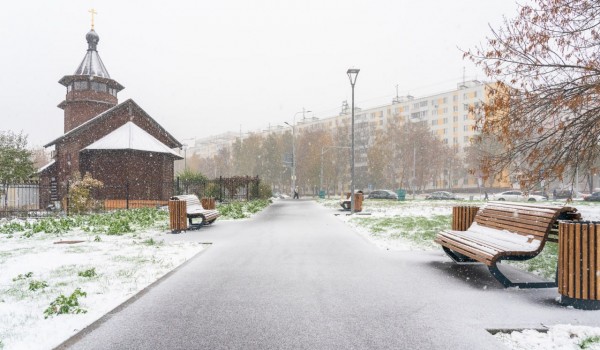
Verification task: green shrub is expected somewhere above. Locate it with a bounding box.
[44,288,87,318]
[12,272,33,281]
[78,268,97,278]
[68,172,104,214]
[28,280,48,291]
[580,336,600,349]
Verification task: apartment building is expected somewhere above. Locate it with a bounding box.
[191,80,491,188]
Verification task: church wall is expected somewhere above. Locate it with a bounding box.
[51,107,179,203]
[63,97,116,132]
[80,150,174,200]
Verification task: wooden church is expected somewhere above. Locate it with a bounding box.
[39,24,182,209]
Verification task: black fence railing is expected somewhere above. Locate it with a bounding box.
[0,176,261,218]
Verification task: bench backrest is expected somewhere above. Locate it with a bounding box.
[170,194,205,211]
[474,201,575,244]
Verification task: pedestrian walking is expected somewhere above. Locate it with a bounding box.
[484,191,489,201]
[293,186,299,199]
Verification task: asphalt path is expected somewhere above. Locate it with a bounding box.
[59,199,600,350]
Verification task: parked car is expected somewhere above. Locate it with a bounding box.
[553,189,573,200]
[584,192,600,201]
[367,190,398,200]
[492,190,547,202]
[425,191,461,200]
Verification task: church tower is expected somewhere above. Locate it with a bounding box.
[57,24,124,133]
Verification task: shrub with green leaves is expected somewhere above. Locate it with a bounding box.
[78,268,97,278]
[44,288,87,318]
[12,272,33,281]
[28,280,48,291]
[580,335,600,349]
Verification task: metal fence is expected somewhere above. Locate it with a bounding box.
[0,176,261,218]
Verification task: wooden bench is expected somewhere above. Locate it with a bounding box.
[170,194,220,229]
[435,201,580,288]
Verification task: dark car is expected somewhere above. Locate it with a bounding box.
[367,189,398,200]
[584,192,600,201]
[425,191,461,200]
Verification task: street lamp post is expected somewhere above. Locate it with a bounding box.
[285,108,311,196]
[347,68,360,214]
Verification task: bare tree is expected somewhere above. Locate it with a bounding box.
[465,0,600,188]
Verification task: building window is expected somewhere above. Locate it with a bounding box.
[453,106,458,112]
[464,136,470,142]
[463,115,468,120]
[74,81,88,90]
[453,95,458,102]
[453,116,458,122]
[420,100,428,107]
[443,107,448,113]
[91,82,107,93]
[443,117,448,124]
[463,125,468,131]
[431,120,437,126]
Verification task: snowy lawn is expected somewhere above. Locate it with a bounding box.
[320,197,600,349]
[0,200,271,350]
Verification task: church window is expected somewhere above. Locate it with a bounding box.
[91,82,107,93]
[67,84,73,93]
[74,81,88,91]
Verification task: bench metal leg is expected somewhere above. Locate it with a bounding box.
[442,247,478,263]
[188,217,204,230]
[488,262,557,289]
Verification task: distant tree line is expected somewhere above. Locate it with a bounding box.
[186,120,466,195]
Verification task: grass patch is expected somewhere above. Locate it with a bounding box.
[218,199,271,219]
[352,215,451,248]
[0,208,168,237]
[506,243,558,280]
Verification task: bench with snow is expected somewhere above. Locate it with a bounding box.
[434,201,580,288]
[170,194,220,229]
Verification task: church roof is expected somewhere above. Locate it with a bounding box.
[74,29,111,78]
[83,122,183,159]
[44,99,182,149]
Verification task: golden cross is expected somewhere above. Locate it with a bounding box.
[89,8,98,29]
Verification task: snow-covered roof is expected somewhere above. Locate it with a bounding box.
[83,122,183,159]
[44,99,182,149]
[37,160,56,174]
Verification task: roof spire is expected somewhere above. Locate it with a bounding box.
[89,8,97,30]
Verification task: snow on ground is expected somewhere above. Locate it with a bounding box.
[496,325,600,350]
[0,226,204,350]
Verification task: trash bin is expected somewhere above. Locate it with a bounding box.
[201,197,216,210]
[558,221,600,310]
[354,192,364,212]
[396,189,406,201]
[319,190,325,199]
[168,199,187,233]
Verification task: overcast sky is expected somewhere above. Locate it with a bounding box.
[0,0,520,148]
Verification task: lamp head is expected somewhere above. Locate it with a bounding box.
[347,68,360,86]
